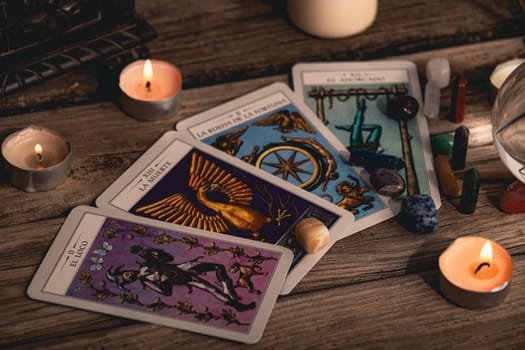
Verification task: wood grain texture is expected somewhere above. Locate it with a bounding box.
[1,0,524,115]
[1,1,525,348]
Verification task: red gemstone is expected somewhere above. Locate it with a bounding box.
[500,180,525,214]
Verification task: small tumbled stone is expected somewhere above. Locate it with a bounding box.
[295,217,330,254]
[499,180,525,214]
[386,95,419,122]
[369,168,406,197]
[431,134,454,157]
[459,168,480,214]
[399,194,438,233]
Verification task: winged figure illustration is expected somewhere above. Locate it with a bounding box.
[135,152,271,238]
[253,110,315,134]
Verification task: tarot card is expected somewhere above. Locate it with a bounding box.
[176,82,397,238]
[292,61,441,208]
[96,131,354,294]
[27,206,293,343]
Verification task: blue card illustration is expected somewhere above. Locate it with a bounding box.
[292,62,440,208]
[177,83,397,234]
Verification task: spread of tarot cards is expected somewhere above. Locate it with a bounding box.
[291,61,440,209]
[27,206,293,343]
[176,82,408,238]
[96,131,354,295]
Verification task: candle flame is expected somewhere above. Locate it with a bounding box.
[34,143,43,162]
[143,59,153,88]
[479,240,493,263]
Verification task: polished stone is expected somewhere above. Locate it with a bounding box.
[450,125,469,170]
[459,168,480,214]
[500,180,525,214]
[386,95,419,122]
[431,134,454,157]
[369,168,406,197]
[449,74,467,123]
[434,154,460,197]
[399,194,438,233]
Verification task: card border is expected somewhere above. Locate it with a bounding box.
[27,205,294,344]
[291,61,441,209]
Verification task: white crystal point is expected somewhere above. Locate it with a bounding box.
[424,80,441,119]
[426,58,451,88]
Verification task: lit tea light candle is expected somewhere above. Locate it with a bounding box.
[439,236,512,309]
[119,58,183,121]
[1,125,72,192]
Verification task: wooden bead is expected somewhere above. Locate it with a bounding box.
[294,217,330,254]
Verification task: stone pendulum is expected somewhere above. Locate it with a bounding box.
[459,168,480,214]
[386,94,438,233]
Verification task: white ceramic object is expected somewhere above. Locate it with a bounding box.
[287,0,378,39]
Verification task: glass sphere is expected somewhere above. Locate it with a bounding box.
[492,61,525,183]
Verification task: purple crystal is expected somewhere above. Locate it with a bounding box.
[370,168,406,197]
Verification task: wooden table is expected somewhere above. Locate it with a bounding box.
[2,1,525,349]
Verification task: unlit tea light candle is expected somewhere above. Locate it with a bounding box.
[1,125,72,192]
[119,59,182,121]
[439,236,512,309]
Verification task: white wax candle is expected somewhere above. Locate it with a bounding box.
[1,125,72,192]
[118,59,183,121]
[2,126,69,171]
[119,59,182,102]
[439,236,512,309]
[287,0,377,39]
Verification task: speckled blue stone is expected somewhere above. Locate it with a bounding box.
[400,194,438,233]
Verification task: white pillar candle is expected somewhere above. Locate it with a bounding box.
[287,0,378,39]
[1,125,72,192]
[439,236,512,309]
[119,59,183,121]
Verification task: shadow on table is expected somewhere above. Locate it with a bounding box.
[406,234,456,295]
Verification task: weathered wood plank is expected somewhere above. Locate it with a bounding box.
[0,1,524,115]
[2,37,524,225]
[3,254,524,349]
[2,178,522,298]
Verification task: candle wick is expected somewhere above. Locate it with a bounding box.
[36,153,42,162]
[474,262,490,274]
[146,80,151,92]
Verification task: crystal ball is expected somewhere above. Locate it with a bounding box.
[492,61,525,183]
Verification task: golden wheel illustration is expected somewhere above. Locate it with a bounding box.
[254,144,321,190]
